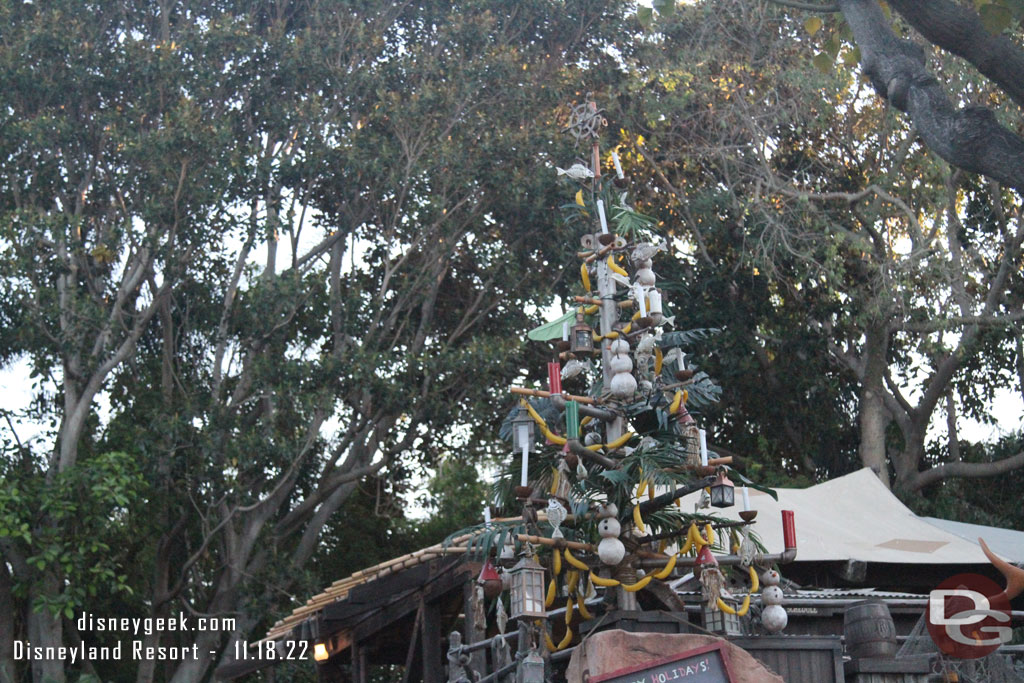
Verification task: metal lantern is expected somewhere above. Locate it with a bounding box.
[511,407,535,453]
[702,603,743,636]
[508,554,547,619]
[570,312,594,354]
[709,467,735,508]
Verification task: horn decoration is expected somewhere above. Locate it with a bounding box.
[979,537,1024,601]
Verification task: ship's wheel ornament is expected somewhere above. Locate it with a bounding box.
[565,94,606,144]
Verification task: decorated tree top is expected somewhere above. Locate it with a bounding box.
[447,96,796,652]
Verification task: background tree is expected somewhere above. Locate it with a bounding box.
[616,0,1024,493]
[0,1,634,681]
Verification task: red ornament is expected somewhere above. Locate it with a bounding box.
[478,559,504,600]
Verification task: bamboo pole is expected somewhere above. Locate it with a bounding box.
[510,386,597,405]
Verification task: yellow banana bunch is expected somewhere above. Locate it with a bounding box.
[589,571,620,587]
[622,575,653,592]
[577,593,593,620]
[564,548,589,571]
[632,504,646,533]
[607,254,628,277]
[652,553,678,580]
[555,627,573,651]
[604,431,635,450]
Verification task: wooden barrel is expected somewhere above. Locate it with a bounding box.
[844,600,898,659]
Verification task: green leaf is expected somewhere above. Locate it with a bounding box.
[599,469,630,487]
[841,47,861,66]
[980,3,1013,32]
[813,52,834,74]
[804,16,823,36]
[637,6,653,27]
[652,0,675,16]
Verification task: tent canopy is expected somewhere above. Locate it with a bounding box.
[678,467,1010,565]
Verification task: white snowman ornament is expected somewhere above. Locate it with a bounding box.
[760,568,788,633]
[607,338,637,398]
[597,514,626,566]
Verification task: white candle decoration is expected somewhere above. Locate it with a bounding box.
[484,506,492,525]
[742,486,750,511]
[597,199,608,234]
[635,283,647,317]
[612,151,624,179]
[518,425,530,487]
[562,321,569,342]
[699,429,708,466]
[648,289,663,316]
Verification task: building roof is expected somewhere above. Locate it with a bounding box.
[677,467,1003,565]
[922,516,1024,564]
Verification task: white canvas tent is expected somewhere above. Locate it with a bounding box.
[677,467,1010,565]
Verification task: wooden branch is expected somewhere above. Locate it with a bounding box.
[837,0,1024,193]
[566,439,619,470]
[909,452,1024,491]
[886,0,1024,109]
[514,534,595,553]
[510,386,597,405]
[637,475,717,516]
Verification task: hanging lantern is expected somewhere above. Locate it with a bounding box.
[709,466,735,508]
[508,554,547,619]
[511,406,535,454]
[570,312,594,355]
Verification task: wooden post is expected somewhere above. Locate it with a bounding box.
[463,582,487,675]
[421,598,443,683]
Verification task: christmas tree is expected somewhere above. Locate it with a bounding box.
[448,96,795,661]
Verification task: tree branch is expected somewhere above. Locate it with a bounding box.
[910,452,1024,490]
[838,0,1024,194]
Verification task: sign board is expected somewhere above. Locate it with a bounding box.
[590,642,735,683]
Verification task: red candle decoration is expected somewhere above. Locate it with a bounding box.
[782,510,797,549]
[548,361,562,395]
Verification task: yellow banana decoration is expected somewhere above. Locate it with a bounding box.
[545,577,557,608]
[749,565,760,592]
[607,254,628,277]
[589,572,621,587]
[584,304,599,315]
[577,593,593,620]
[636,478,647,498]
[688,522,707,548]
[622,575,653,592]
[564,548,590,571]
[580,262,591,291]
[654,347,663,374]
[567,569,579,595]
[550,468,560,495]
[682,389,689,404]
[632,504,646,533]
[556,626,573,650]
[544,629,557,652]
[575,189,585,207]
[705,523,716,546]
[621,322,632,334]
[604,431,635,451]
[580,415,592,428]
[669,390,682,414]
[552,548,562,576]
[652,552,678,580]
[564,596,575,624]
[716,596,749,616]
[679,533,694,555]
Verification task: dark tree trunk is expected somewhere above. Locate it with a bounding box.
[838,0,1024,194]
